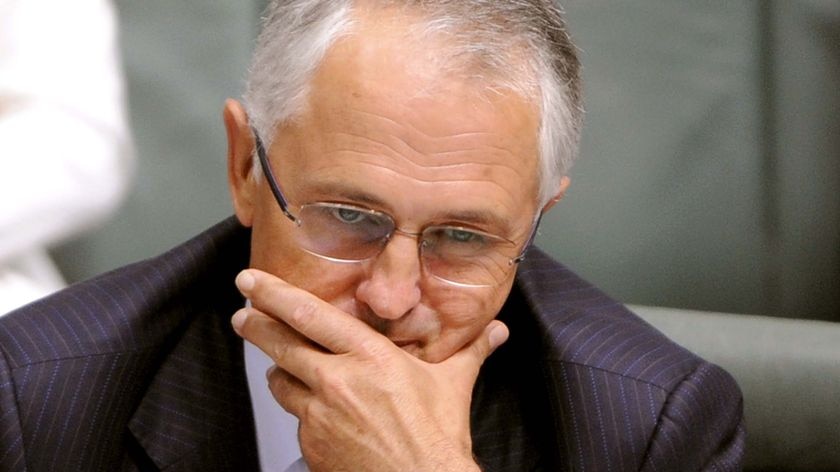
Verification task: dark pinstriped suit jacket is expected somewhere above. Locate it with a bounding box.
[0,217,745,471]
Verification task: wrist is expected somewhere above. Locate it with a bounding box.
[443,456,481,472]
[423,441,480,472]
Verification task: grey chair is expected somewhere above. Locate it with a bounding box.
[632,305,840,472]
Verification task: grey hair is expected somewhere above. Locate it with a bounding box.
[244,0,583,205]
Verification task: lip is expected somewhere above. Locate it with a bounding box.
[391,339,420,348]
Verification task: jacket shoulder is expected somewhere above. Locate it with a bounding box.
[0,217,249,368]
[514,248,744,470]
[517,248,702,389]
[0,218,252,470]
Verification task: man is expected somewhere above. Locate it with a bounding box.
[0,1,745,471]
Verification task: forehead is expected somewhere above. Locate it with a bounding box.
[270,7,541,226]
[313,6,539,139]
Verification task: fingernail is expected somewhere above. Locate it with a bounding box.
[231,309,248,332]
[236,271,255,292]
[488,324,509,350]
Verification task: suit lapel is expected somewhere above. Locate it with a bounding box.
[470,280,563,472]
[126,218,260,470]
[129,278,256,470]
[472,249,614,472]
[126,302,259,470]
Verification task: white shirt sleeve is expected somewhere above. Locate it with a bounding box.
[0,0,134,262]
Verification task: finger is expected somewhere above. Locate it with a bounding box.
[232,307,327,386]
[443,320,509,379]
[267,365,311,418]
[235,269,387,354]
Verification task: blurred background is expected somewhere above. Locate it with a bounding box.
[51,0,839,321]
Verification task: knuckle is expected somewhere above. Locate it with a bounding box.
[300,399,327,431]
[356,337,387,359]
[301,401,316,424]
[266,368,283,393]
[314,365,344,392]
[290,301,318,329]
[314,368,359,408]
[270,340,290,363]
[472,339,488,359]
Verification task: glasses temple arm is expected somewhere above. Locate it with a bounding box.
[253,130,298,223]
[511,211,544,264]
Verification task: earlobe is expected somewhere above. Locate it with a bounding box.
[541,176,571,213]
[224,99,257,227]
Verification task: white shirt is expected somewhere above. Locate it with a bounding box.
[244,339,309,472]
[0,0,133,314]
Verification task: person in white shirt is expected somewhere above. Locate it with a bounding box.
[0,0,133,314]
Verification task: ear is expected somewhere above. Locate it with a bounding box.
[541,176,571,213]
[224,99,257,227]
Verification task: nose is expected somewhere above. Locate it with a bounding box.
[355,232,422,320]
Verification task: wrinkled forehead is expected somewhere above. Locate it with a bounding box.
[260,3,544,225]
[286,5,542,174]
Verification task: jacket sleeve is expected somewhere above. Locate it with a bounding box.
[640,361,746,472]
[0,347,27,471]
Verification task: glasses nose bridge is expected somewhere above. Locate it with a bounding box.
[365,225,426,288]
[375,226,444,282]
[390,226,423,240]
[382,227,427,258]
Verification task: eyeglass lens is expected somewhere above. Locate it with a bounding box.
[293,203,514,286]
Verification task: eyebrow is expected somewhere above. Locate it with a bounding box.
[435,209,512,235]
[305,181,514,234]
[307,182,387,207]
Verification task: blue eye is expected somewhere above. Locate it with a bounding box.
[443,228,484,244]
[333,208,366,224]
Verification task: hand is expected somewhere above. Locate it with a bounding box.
[232,269,508,472]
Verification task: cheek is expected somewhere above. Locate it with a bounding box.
[248,209,363,303]
[421,277,514,361]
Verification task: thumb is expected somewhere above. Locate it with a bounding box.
[444,320,509,377]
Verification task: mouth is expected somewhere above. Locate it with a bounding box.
[391,339,421,350]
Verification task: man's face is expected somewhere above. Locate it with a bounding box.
[228,15,543,363]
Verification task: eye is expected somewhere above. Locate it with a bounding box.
[443,228,485,245]
[331,207,367,224]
